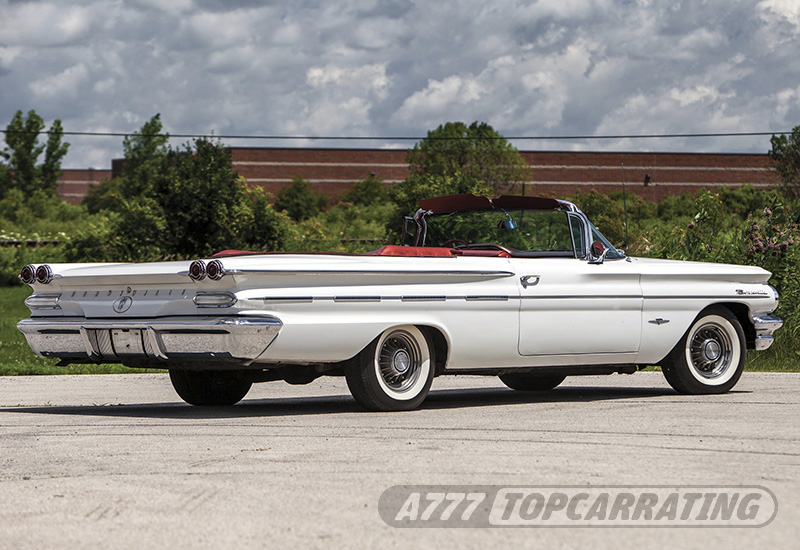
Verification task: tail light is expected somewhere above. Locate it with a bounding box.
[188,260,206,281]
[35,264,54,284]
[20,264,37,285]
[206,259,225,280]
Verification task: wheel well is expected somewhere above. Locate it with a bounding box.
[418,326,449,375]
[708,302,756,349]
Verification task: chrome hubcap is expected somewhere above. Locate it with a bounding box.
[392,349,411,373]
[378,331,421,392]
[701,339,722,362]
[689,323,732,379]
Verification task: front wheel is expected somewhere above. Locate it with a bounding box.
[660,307,746,394]
[169,369,252,406]
[345,326,434,411]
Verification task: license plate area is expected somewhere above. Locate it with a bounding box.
[111,328,145,356]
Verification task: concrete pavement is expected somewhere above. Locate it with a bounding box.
[0,372,798,549]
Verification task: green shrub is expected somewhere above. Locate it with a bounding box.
[275,177,327,222]
[340,174,388,206]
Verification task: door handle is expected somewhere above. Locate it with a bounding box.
[520,275,540,289]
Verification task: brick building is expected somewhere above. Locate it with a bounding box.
[56,148,780,204]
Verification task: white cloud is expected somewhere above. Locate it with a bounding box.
[759,0,800,30]
[30,63,89,100]
[0,0,798,167]
[0,3,95,46]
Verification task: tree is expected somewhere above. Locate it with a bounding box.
[406,121,529,193]
[275,177,327,221]
[67,117,289,261]
[386,171,492,242]
[0,110,69,198]
[340,174,387,206]
[769,126,800,198]
[121,113,170,197]
[389,172,491,219]
[82,114,169,215]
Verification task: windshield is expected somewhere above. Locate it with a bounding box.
[422,209,578,257]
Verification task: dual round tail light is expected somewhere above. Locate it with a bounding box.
[20,264,36,285]
[188,260,206,281]
[188,259,225,281]
[206,259,224,280]
[20,264,54,285]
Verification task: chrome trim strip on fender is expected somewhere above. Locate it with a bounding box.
[401,296,447,302]
[520,295,642,300]
[224,269,515,278]
[645,295,773,300]
[334,296,382,302]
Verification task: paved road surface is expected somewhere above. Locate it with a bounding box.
[1,372,798,549]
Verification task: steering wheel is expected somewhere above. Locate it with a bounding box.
[442,238,470,249]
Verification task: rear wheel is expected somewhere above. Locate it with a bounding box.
[345,326,434,411]
[169,369,252,406]
[661,307,746,394]
[499,372,566,391]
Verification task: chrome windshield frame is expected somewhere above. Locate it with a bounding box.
[404,196,624,262]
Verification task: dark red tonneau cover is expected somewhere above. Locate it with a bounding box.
[418,193,563,214]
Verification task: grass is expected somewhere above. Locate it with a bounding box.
[1,285,797,375]
[0,285,161,375]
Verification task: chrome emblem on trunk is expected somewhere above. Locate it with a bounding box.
[113,296,133,313]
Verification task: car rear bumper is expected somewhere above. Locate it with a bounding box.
[17,316,282,364]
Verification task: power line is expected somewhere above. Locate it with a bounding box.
[0,129,794,141]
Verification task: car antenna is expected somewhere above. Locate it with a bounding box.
[621,162,629,250]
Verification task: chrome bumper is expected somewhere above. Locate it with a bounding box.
[752,315,783,351]
[17,316,282,364]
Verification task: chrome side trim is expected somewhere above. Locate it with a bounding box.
[262,296,314,303]
[334,296,381,302]
[520,295,642,300]
[465,295,509,301]
[224,268,515,278]
[401,295,447,302]
[646,295,773,300]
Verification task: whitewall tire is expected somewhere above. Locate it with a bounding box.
[661,307,746,394]
[345,325,434,411]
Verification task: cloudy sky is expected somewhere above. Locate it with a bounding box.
[1,0,799,168]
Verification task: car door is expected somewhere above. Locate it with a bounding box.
[514,257,643,362]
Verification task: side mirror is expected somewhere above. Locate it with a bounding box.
[588,240,609,264]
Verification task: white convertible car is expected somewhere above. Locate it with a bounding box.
[18,193,782,411]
